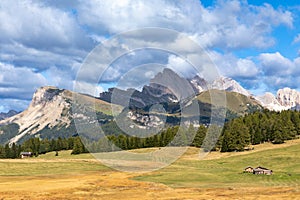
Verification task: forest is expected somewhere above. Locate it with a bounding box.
[1,109,300,158]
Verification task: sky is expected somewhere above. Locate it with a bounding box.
[0,0,300,112]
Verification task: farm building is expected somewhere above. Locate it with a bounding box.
[20,152,32,159]
[253,166,272,175]
[244,166,254,173]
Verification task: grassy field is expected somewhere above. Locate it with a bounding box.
[0,140,300,199]
[134,143,300,188]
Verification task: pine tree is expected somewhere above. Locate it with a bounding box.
[71,137,85,155]
[11,143,17,159]
[272,130,284,144]
[220,119,250,152]
[192,125,206,147]
[4,144,10,158]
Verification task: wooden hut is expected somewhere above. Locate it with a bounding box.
[253,166,272,175]
[20,152,32,159]
[244,166,254,173]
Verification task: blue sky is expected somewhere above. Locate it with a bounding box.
[0,0,300,112]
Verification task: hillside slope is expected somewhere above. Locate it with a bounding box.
[0,86,122,144]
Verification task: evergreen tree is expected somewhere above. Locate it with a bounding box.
[192,125,206,147]
[220,119,250,152]
[71,137,86,155]
[272,130,284,144]
[4,144,10,158]
[11,143,17,159]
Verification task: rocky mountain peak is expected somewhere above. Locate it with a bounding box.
[31,86,65,107]
[189,75,208,93]
[255,87,300,111]
[0,110,19,121]
[277,87,300,108]
[0,86,73,144]
[211,77,251,97]
[255,92,285,111]
[150,68,195,100]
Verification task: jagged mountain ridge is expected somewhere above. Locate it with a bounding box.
[255,88,300,111]
[189,76,251,97]
[1,68,298,144]
[0,86,119,144]
[99,68,252,108]
[99,67,299,112]
[0,110,19,121]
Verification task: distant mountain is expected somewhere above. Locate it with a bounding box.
[0,86,121,144]
[99,68,192,108]
[255,88,300,111]
[198,90,261,115]
[100,68,253,107]
[99,68,261,128]
[0,110,19,121]
[189,76,251,97]
[211,77,251,97]
[0,68,264,145]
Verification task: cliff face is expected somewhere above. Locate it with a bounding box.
[255,88,300,111]
[277,88,300,108]
[210,77,251,97]
[255,92,286,111]
[189,76,251,97]
[0,86,73,144]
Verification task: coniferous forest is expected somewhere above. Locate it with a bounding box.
[1,109,300,158]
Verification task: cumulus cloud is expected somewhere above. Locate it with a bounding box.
[209,52,259,79]
[0,62,47,100]
[75,0,293,50]
[0,0,90,49]
[0,99,31,112]
[0,0,297,111]
[259,52,294,76]
[166,55,198,78]
[76,0,203,35]
[257,52,300,91]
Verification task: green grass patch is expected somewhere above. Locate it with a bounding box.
[36,150,94,159]
[0,161,109,176]
[134,143,300,188]
[0,150,109,176]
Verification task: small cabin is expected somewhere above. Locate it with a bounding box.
[244,166,254,173]
[20,152,32,159]
[253,166,272,175]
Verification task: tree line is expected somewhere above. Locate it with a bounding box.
[1,109,300,158]
[0,136,87,158]
[87,109,300,153]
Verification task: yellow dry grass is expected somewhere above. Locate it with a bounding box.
[0,172,299,200]
[1,139,300,199]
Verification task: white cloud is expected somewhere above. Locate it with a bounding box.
[259,52,294,76]
[76,0,292,50]
[0,62,47,99]
[76,0,203,34]
[0,0,297,111]
[167,55,197,78]
[0,0,90,49]
[0,99,30,112]
[293,34,300,44]
[257,52,300,91]
[209,52,259,78]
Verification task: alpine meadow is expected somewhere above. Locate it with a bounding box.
[1,0,300,199]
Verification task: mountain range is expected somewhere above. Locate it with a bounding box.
[0,110,19,121]
[0,68,299,144]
